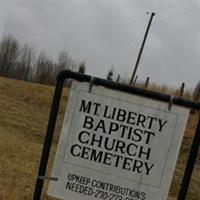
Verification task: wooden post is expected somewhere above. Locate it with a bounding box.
[133,75,138,86]
[179,82,185,97]
[145,77,150,88]
[116,74,120,83]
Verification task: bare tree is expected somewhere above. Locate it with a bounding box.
[56,50,69,72]
[55,50,79,75]
[0,34,80,85]
[0,35,20,77]
[15,44,34,80]
[69,58,78,72]
[35,51,55,84]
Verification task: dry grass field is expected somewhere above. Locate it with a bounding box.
[0,77,199,200]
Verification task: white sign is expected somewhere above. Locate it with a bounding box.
[48,81,189,200]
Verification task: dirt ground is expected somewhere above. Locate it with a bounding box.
[0,77,199,200]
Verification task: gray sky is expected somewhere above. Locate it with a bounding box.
[0,0,199,88]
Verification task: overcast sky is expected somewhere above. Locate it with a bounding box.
[0,0,199,88]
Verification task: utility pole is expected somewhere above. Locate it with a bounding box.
[130,12,155,85]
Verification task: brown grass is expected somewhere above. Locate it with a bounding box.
[136,81,194,100]
[0,77,199,200]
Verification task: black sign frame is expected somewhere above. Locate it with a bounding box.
[33,70,200,200]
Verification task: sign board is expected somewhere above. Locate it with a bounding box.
[48,81,189,200]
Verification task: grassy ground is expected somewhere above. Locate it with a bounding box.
[0,77,199,200]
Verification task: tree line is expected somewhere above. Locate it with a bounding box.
[0,35,199,101]
[0,35,86,84]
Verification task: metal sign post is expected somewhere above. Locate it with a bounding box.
[33,70,200,200]
[178,115,200,199]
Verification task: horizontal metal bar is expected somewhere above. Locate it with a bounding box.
[58,70,200,110]
[37,176,58,181]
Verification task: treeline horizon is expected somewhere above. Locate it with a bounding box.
[0,34,86,84]
[0,34,199,101]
